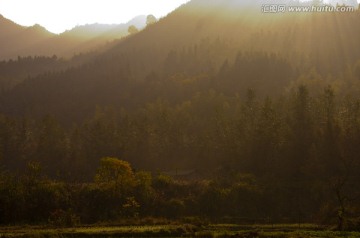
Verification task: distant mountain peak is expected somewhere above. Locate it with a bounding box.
[27,23,53,36]
[31,23,46,29]
[126,15,147,25]
[61,15,147,39]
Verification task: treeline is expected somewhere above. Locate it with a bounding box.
[2,47,360,124]
[0,53,100,93]
[0,157,261,225]
[0,55,64,92]
[0,85,360,228]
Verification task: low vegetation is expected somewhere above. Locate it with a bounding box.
[1,224,360,238]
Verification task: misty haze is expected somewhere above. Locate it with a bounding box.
[0,0,360,237]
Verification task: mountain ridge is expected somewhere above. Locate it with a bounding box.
[0,14,147,60]
[1,0,359,124]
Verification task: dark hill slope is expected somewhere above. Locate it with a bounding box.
[0,15,54,59]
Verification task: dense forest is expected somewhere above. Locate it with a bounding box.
[1,85,360,229]
[0,0,360,231]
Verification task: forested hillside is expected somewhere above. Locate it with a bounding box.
[0,0,360,229]
[2,0,360,121]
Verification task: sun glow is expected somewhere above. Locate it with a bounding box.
[0,0,191,34]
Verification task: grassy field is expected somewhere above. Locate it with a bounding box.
[0,224,195,237]
[1,224,360,238]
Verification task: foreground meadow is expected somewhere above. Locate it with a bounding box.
[1,224,360,238]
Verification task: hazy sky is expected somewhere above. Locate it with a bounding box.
[0,0,190,34]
